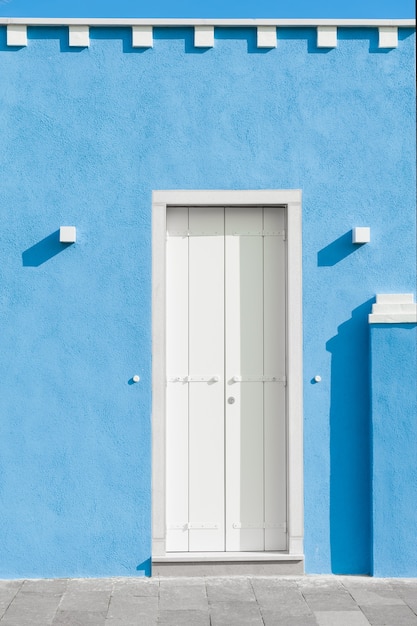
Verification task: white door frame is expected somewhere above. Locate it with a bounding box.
[152,190,303,559]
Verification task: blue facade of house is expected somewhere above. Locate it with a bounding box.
[0,21,415,579]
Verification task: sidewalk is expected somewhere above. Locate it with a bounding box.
[0,575,416,625]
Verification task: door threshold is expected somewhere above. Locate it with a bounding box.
[153,551,303,562]
[152,552,304,576]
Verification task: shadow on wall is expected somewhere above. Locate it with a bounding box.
[326,299,374,574]
[317,231,364,266]
[22,231,73,266]
[136,558,151,577]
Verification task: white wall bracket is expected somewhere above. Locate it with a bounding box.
[69,25,89,48]
[6,24,27,46]
[352,227,370,244]
[257,26,277,48]
[132,26,153,48]
[194,26,214,48]
[378,27,398,48]
[317,26,337,48]
[59,226,77,243]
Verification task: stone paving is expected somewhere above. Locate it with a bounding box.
[0,575,416,625]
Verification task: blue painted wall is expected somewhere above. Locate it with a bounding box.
[370,323,417,577]
[0,25,415,577]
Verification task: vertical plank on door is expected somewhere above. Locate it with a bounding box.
[263,206,287,550]
[225,207,264,551]
[188,207,225,551]
[166,208,189,551]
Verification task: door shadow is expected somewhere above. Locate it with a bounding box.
[326,299,374,574]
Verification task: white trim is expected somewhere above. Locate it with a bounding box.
[68,25,89,47]
[152,189,303,561]
[378,26,399,48]
[132,25,153,48]
[257,26,277,48]
[369,294,417,324]
[317,26,337,48]
[194,25,214,47]
[6,24,27,46]
[0,18,414,26]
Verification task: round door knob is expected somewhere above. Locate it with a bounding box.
[227,397,235,404]
[232,376,242,383]
[132,375,140,383]
[212,376,220,382]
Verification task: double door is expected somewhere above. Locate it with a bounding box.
[166,205,287,552]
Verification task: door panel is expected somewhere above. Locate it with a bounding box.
[225,208,265,551]
[188,208,224,551]
[166,208,189,552]
[166,205,286,552]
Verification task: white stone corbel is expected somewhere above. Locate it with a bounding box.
[317,26,337,48]
[378,26,398,48]
[68,25,90,48]
[369,294,417,324]
[7,24,27,47]
[194,25,214,48]
[257,26,277,48]
[132,25,153,48]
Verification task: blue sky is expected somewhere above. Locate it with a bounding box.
[0,0,414,19]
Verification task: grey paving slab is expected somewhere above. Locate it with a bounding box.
[391,580,417,604]
[107,595,158,620]
[66,578,114,592]
[209,600,264,625]
[360,604,417,625]
[111,578,159,596]
[159,579,207,610]
[206,577,256,603]
[0,582,23,620]
[1,591,61,625]
[52,609,107,625]
[261,610,319,626]
[59,590,111,611]
[106,615,159,626]
[303,589,360,611]
[315,611,372,626]
[21,578,68,595]
[158,608,210,625]
[253,583,312,615]
[341,577,406,605]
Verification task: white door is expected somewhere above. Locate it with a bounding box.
[166,206,287,552]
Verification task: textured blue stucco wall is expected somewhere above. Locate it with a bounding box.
[370,324,417,577]
[0,25,415,577]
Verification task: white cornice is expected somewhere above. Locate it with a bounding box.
[0,18,414,27]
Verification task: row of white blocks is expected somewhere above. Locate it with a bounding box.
[6,24,399,49]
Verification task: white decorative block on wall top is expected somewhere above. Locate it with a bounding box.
[352,227,370,244]
[317,26,337,48]
[369,294,417,323]
[257,26,277,48]
[7,24,27,46]
[59,226,77,243]
[132,26,153,48]
[194,26,214,48]
[378,27,398,48]
[69,25,90,47]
